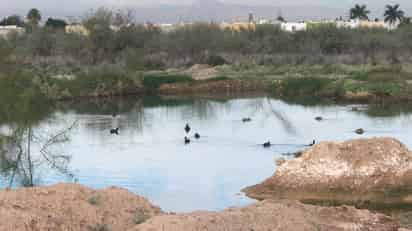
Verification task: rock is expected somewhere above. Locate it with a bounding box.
[0,183,161,231]
[131,200,400,231]
[243,138,412,206]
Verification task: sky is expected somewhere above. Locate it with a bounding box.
[0,0,411,22]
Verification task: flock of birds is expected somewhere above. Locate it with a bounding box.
[109,114,365,147]
[184,123,201,144]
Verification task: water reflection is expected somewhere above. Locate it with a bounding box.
[0,124,75,187]
[2,94,412,212]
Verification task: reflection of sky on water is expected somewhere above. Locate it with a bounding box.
[2,96,412,212]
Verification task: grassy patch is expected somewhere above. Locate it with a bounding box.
[89,224,111,231]
[197,76,230,82]
[132,207,151,225]
[143,73,193,90]
[275,77,335,96]
[343,79,402,96]
[87,195,101,206]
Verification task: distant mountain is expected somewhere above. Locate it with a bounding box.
[131,1,345,23]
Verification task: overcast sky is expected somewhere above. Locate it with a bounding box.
[0,0,411,21]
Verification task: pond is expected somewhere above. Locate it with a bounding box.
[2,94,412,212]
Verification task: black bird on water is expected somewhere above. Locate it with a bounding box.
[185,123,191,133]
[242,118,252,123]
[263,141,271,148]
[110,128,119,135]
[194,133,200,139]
[308,140,316,146]
[355,128,365,135]
[184,136,191,144]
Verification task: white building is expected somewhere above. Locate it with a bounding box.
[280,22,307,32]
[336,19,359,29]
[0,25,25,38]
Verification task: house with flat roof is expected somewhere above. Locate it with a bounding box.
[0,25,25,38]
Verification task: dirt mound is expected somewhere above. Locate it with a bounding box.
[244,138,412,203]
[132,200,400,231]
[185,64,219,80]
[0,183,161,231]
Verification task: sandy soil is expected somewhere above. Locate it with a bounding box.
[244,137,412,204]
[0,183,161,231]
[132,200,400,231]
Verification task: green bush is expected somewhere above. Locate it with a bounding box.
[206,55,227,66]
[277,77,335,96]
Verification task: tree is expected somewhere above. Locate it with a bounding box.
[0,15,25,27]
[384,4,404,26]
[399,17,412,28]
[45,18,67,31]
[350,4,370,20]
[27,8,42,26]
[277,15,285,22]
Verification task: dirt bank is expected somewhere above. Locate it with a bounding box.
[243,138,412,205]
[133,200,400,231]
[0,183,407,231]
[158,79,267,94]
[0,183,161,231]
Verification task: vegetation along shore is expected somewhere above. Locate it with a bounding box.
[0,5,412,102]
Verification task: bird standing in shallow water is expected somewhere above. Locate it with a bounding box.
[184,136,191,144]
[185,123,191,134]
[110,128,119,135]
[194,133,200,139]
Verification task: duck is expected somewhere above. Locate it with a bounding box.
[263,141,271,148]
[242,118,252,123]
[184,136,191,144]
[308,140,316,146]
[110,128,119,135]
[194,133,200,139]
[112,113,117,118]
[315,116,323,121]
[185,123,191,134]
[355,128,365,135]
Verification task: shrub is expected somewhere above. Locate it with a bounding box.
[277,77,335,96]
[87,195,100,205]
[90,224,111,231]
[133,207,151,224]
[206,55,227,66]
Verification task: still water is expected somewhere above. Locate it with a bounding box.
[2,95,412,212]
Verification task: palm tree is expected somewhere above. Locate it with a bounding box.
[350,4,370,20]
[27,8,41,26]
[384,4,404,26]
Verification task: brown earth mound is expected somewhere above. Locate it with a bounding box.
[0,183,408,231]
[244,138,412,204]
[0,183,161,231]
[132,200,400,231]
